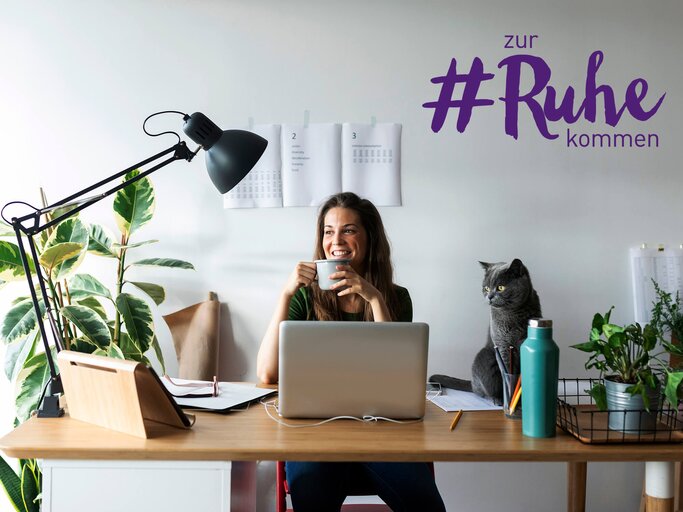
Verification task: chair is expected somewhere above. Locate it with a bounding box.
[276,461,435,512]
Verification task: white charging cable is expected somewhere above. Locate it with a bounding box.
[261,398,424,428]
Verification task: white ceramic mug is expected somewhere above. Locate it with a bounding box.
[315,259,351,290]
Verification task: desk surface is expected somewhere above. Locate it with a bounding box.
[2,402,683,462]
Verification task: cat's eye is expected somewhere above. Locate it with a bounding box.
[497,285,506,292]
[484,286,490,293]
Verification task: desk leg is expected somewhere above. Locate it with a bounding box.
[645,462,674,512]
[567,461,587,512]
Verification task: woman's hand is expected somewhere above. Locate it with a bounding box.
[329,264,381,303]
[283,261,317,297]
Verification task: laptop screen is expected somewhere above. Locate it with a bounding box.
[278,321,429,419]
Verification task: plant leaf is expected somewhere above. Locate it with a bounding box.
[665,371,683,408]
[591,312,604,332]
[15,352,51,422]
[70,336,97,354]
[107,343,125,359]
[0,455,22,511]
[60,305,111,349]
[607,331,626,349]
[111,239,159,250]
[602,323,624,338]
[115,293,154,353]
[643,323,658,352]
[87,224,117,258]
[113,170,155,237]
[38,242,83,276]
[68,274,112,301]
[119,332,143,362]
[74,297,108,321]
[588,383,607,410]
[1,298,44,344]
[0,219,15,237]
[0,240,35,281]
[20,461,39,512]
[4,331,39,383]
[128,281,165,305]
[43,218,88,280]
[151,334,166,374]
[127,258,194,270]
[571,340,600,352]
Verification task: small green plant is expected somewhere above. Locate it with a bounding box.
[571,306,683,411]
[650,279,683,344]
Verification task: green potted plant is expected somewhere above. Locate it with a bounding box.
[571,307,683,433]
[0,170,194,510]
[650,279,683,369]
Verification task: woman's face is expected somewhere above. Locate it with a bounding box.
[322,207,367,272]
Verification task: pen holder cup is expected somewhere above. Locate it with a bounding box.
[503,372,522,419]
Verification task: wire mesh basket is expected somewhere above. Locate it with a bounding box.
[556,378,683,444]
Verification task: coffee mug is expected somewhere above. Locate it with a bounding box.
[315,259,351,290]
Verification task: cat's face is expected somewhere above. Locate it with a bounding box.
[479,259,531,309]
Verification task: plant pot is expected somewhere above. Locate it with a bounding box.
[605,378,660,434]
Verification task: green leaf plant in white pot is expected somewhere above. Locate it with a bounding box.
[0,170,194,510]
[571,306,683,433]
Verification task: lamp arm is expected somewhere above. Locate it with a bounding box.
[8,140,198,418]
[14,142,197,236]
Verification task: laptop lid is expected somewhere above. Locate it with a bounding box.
[278,321,429,419]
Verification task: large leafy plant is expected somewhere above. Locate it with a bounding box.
[571,306,683,412]
[0,170,193,511]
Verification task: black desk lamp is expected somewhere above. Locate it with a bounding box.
[3,111,267,418]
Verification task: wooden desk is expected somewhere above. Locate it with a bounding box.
[2,402,680,511]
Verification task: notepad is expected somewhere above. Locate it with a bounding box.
[161,378,275,412]
[428,388,502,412]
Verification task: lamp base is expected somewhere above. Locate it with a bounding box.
[37,395,64,418]
[37,377,65,418]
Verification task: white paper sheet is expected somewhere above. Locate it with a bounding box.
[162,377,275,412]
[428,388,502,412]
[281,123,342,207]
[223,124,283,208]
[341,123,402,206]
[630,246,683,324]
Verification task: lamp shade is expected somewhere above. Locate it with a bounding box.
[182,112,268,194]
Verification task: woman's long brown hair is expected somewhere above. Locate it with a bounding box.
[310,192,400,321]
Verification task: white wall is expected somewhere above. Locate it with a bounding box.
[1,1,680,510]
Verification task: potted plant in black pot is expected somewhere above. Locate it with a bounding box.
[571,307,683,433]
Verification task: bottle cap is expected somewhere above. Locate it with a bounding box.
[528,318,552,328]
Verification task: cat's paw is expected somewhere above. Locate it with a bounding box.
[491,396,504,406]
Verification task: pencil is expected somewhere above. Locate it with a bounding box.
[509,378,522,415]
[449,410,463,431]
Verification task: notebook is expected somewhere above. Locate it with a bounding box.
[278,321,429,419]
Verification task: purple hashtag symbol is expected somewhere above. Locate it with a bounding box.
[423,57,495,133]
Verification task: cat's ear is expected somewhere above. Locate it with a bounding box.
[479,261,492,271]
[509,258,527,277]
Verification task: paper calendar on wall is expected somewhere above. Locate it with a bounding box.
[222,122,402,208]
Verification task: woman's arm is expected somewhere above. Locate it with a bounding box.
[256,262,316,384]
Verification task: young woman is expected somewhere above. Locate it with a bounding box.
[257,192,446,512]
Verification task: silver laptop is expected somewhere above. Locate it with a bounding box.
[278,321,429,419]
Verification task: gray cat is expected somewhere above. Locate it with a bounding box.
[430,259,542,405]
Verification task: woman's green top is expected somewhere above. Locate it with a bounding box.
[287,285,413,322]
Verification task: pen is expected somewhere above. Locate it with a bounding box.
[450,410,463,431]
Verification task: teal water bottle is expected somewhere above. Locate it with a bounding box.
[520,319,559,438]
